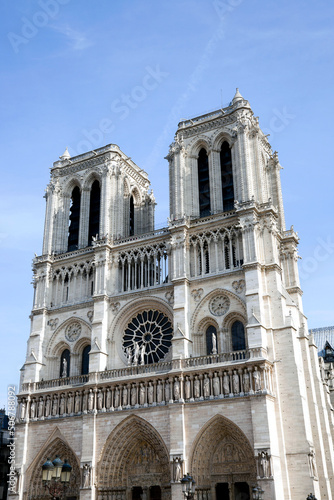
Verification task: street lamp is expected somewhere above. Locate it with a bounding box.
[252,485,264,500]
[42,456,72,499]
[181,473,196,500]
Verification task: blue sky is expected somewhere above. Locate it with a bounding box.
[1,0,334,408]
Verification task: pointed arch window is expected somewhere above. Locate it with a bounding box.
[198,241,210,275]
[81,345,91,375]
[198,148,210,217]
[68,186,81,251]
[231,321,246,351]
[60,349,70,378]
[220,141,234,211]
[206,325,217,355]
[129,195,134,236]
[88,180,101,245]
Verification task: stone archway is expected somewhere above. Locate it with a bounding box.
[98,416,170,500]
[191,415,256,500]
[27,437,81,500]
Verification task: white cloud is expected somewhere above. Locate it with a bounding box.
[50,24,94,51]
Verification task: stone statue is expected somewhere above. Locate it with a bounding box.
[139,383,145,405]
[203,375,210,397]
[185,376,191,399]
[258,450,270,478]
[38,397,44,418]
[194,376,200,398]
[30,399,36,419]
[20,399,26,420]
[97,390,103,410]
[148,382,154,404]
[74,391,81,413]
[133,342,140,366]
[308,450,318,478]
[253,368,261,391]
[88,389,94,411]
[61,358,68,378]
[126,346,132,366]
[213,373,220,396]
[212,332,217,354]
[114,387,120,407]
[174,378,180,400]
[52,395,58,416]
[122,386,128,406]
[106,389,111,409]
[243,370,250,393]
[45,396,51,417]
[131,385,137,405]
[140,343,146,365]
[60,394,65,415]
[82,391,88,412]
[165,380,170,401]
[173,457,182,482]
[232,370,240,394]
[223,372,230,395]
[157,381,163,403]
[67,393,73,414]
[82,463,91,488]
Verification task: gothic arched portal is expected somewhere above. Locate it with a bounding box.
[191,415,256,499]
[98,416,170,500]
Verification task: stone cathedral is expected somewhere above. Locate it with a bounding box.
[13,90,334,500]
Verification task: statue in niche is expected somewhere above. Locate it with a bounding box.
[67,393,73,414]
[213,373,220,396]
[308,450,318,478]
[82,464,91,488]
[174,378,180,400]
[38,397,44,418]
[185,376,191,399]
[203,375,210,397]
[61,358,67,378]
[173,457,182,482]
[140,344,146,366]
[82,391,88,412]
[45,396,51,417]
[60,394,65,415]
[133,342,140,366]
[253,368,261,391]
[74,391,81,413]
[147,382,154,404]
[97,390,103,410]
[122,386,128,406]
[194,376,200,398]
[52,395,58,416]
[258,450,271,478]
[157,380,163,403]
[212,332,217,354]
[139,383,145,405]
[126,346,132,366]
[106,389,111,409]
[165,380,170,401]
[232,370,240,394]
[114,387,120,407]
[20,399,26,420]
[223,372,230,395]
[131,385,137,405]
[30,399,36,419]
[243,369,250,393]
[88,389,94,411]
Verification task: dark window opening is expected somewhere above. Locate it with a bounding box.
[129,195,134,236]
[198,148,211,217]
[60,349,70,378]
[220,141,234,212]
[206,325,217,355]
[216,482,230,500]
[231,320,246,351]
[81,345,91,375]
[68,186,81,251]
[88,180,101,245]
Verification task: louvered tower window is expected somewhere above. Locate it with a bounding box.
[198,148,210,217]
[88,180,101,245]
[220,141,234,211]
[68,186,81,251]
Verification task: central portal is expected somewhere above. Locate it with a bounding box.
[131,485,162,500]
[216,481,250,500]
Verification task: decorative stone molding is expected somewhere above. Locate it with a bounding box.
[232,279,245,294]
[65,322,82,342]
[87,310,94,322]
[48,318,59,330]
[110,302,120,313]
[165,291,174,305]
[191,288,203,302]
[209,295,230,316]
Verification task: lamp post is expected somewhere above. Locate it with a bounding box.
[252,485,264,500]
[42,456,72,499]
[181,473,196,500]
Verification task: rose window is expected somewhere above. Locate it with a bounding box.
[123,310,173,364]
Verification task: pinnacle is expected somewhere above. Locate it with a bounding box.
[59,147,71,160]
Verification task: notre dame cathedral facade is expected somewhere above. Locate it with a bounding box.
[12,90,334,500]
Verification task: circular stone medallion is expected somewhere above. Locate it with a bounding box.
[209,295,230,316]
[65,322,82,342]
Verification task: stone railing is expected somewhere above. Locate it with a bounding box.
[16,361,273,422]
[113,227,170,246]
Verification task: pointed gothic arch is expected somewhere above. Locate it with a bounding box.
[98,415,170,497]
[190,415,256,492]
[26,434,81,500]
